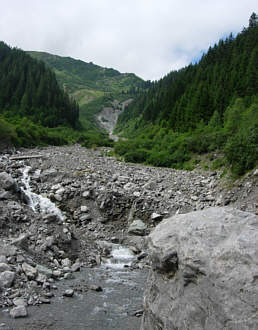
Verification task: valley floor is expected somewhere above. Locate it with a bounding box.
[0,145,257,329]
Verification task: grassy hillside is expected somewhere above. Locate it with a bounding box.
[27,51,146,130]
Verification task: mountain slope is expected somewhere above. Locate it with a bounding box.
[27,51,145,105]
[27,51,146,131]
[114,16,258,176]
[117,24,258,133]
[0,42,79,128]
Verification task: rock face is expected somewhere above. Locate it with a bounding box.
[141,207,258,330]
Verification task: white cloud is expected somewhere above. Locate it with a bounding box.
[0,0,256,80]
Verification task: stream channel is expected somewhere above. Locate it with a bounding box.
[0,167,147,330]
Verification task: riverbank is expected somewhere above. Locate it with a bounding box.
[0,145,257,329]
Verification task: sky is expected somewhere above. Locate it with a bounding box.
[0,1,257,81]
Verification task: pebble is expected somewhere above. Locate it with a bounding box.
[63,289,74,297]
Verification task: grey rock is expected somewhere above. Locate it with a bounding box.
[11,234,29,249]
[90,285,103,292]
[0,271,15,288]
[0,263,11,273]
[13,298,27,307]
[141,207,258,330]
[10,305,27,318]
[128,219,147,236]
[36,264,53,278]
[71,262,81,272]
[61,258,71,268]
[82,191,91,198]
[79,214,91,222]
[63,289,74,297]
[0,256,7,263]
[80,205,89,212]
[64,272,74,280]
[22,263,37,280]
[54,194,62,202]
[0,172,18,193]
[150,213,163,222]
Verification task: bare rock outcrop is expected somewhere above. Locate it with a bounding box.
[141,207,258,330]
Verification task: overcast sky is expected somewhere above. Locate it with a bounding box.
[0,1,256,80]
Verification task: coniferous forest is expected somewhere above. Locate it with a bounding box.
[115,15,258,176]
[0,42,79,127]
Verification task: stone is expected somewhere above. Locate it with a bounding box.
[43,214,58,223]
[90,285,103,292]
[36,273,47,283]
[54,194,62,202]
[253,168,258,176]
[82,191,91,198]
[61,258,71,268]
[10,306,27,318]
[128,219,147,236]
[11,234,29,249]
[64,272,74,280]
[150,213,163,222]
[0,256,7,263]
[80,205,89,212]
[71,262,81,272]
[79,214,91,222]
[0,263,11,273]
[39,297,51,304]
[63,289,74,297]
[0,271,15,288]
[0,172,18,193]
[22,263,37,280]
[45,236,55,247]
[13,298,27,307]
[53,270,62,278]
[141,207,258,330]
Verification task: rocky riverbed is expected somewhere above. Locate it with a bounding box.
[0,145,257,329]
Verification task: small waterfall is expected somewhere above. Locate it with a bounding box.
[103,244,135,269]
[21,166,63,221]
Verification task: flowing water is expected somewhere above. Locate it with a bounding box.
[1,244,146,330]
[21,166,63,221]
[1,168,147,329]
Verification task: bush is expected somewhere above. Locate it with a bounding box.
[224,126,258,175]
[124,149,149,163]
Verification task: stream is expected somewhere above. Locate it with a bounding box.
[0,166,147,330]
[1,249,146,330]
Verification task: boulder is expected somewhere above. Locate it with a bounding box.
[0,172,18,193]
[141,207,258,330]
[0,263,11,273]
[0,271,15,288]
[10,305,27,318]
[22,263,37,280]
[128,219,147,236]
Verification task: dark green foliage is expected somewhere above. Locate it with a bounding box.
[27,51,146,94]
[0,42,79,128]
[114,97,258,174]
[117,23,258,133]
[223,98,258,175]
[81,132,113,148]
[0,114,113,149]
[114,17,258,175]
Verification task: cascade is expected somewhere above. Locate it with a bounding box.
[21,166,63,221]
